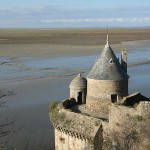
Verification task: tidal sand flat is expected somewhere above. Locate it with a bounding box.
[0,28,150,149]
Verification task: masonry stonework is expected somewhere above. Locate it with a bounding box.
[55,129,90,150]
[70,88,87,104]
[86,79,128,113]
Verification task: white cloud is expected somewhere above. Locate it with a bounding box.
[41,17,150,23]
[1,17,150,25]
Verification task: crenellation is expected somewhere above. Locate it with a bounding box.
[58,124,90,142]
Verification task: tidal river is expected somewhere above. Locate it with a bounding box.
[0,40,150,149]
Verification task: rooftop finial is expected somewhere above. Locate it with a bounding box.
[78,73,81,77]
[105,25,109,47]
[106,33,109,44]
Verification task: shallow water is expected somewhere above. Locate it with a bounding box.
[0,40,150,81]
[0,40,150,149]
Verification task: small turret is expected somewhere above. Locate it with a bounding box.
[69,74,87,104]
[121,49,127,73]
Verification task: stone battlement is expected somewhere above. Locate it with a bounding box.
[50,102,103,150]
[50,104,102,141]
[53,123,87,141]
[109,100,150,128]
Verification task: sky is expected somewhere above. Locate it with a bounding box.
[1,0,150,28]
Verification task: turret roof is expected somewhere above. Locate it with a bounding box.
[69,74,87,90]
[87,34,129,80]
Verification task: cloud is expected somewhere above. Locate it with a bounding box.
[0,5,150,20]
[3,17,150,24]
[41,17,150,23]
[0,5,150,27]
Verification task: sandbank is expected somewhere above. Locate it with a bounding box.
[0,28,150,57]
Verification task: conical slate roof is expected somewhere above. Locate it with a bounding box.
[87,35,129,80]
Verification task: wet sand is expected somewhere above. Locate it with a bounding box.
[1,28,150,45]
[0,28,150,57]
[0,28,150,149]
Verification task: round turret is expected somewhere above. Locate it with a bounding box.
[69,74,87,104]
[86,34,129,113]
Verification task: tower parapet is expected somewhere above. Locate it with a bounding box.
[50,103,103,150]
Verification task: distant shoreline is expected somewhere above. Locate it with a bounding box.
[0,28,150,57]
[0,28,150,45]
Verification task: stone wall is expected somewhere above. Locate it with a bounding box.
[54,125,103,150]
[70,88,87,104]
[101,102,150,150]
[136,101,150,116]
[70,89,76,100]
[52,105,103,150]
[109,104,136,129]
[93,126,103,150]
[109,102,150,127]
[86,78,128,113]
[55,128,92,150]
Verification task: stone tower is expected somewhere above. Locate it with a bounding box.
[86,34,129,113]
[69,74,87,104]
